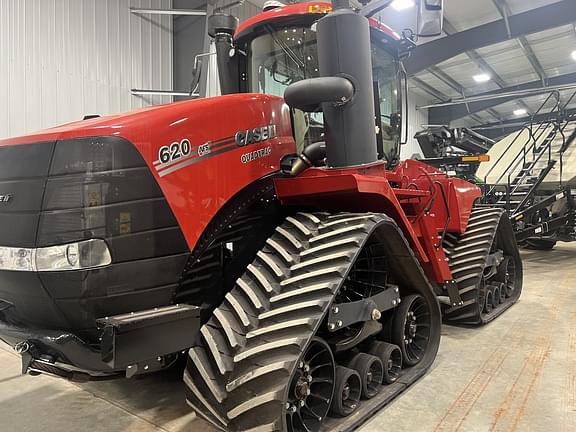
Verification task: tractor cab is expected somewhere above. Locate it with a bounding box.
[210,2,413,165]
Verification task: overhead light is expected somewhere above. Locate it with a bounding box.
[473,74,491,83]
[513,108,527,116]
[572,50,576,61]
[391,0,415,11]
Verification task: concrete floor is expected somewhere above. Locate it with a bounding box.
[1,244,575,432]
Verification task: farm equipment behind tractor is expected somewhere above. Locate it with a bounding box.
[424,90,576,250]
[415,126,494,181]
[0,1,522,431]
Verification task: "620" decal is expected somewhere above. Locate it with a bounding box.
[158,139,192,164]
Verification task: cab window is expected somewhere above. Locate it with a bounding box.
[246,25,401,161]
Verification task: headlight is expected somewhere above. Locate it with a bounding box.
[0,239,112,272]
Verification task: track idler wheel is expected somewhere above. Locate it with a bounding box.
[347,353,383,399]
[330,366,361,417]
[392,294,432,367]
[369,341,402,384]
[287,338,335,432]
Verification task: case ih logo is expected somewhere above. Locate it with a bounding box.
[0,194,12,203]
[235,124,277,147]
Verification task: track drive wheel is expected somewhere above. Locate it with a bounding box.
[392,294,432,367]
[369,341,402,384]
[329,366,361,417]
[347,353,383,399]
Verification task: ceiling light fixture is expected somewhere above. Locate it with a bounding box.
[513,108,527,116]
[473,74,491,83]
[572,50,576,61]
[391,0,415,11]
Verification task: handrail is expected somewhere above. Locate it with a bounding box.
[512,128,557,208]
[561,89,576,112]
[483,91,561,202]
[487,120,552,194]
[482,91,560,185]
[503,122,554,190]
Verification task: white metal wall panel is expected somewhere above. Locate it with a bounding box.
[0,0,173,139]
[235,1,261,22]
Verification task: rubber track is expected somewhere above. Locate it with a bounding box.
[443,207,522,325]
[184,212,404,431]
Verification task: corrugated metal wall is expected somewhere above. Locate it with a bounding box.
[220,0,261,22]
[0,0,173,140]
[401,91,429,159]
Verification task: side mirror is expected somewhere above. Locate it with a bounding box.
[417,0,443,37]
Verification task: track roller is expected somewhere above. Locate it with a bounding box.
[330,366,361,417]
[184,212,441,432]
[443,207,523,325]
[492,285,501,307]
[392,294,432,367]
[347,353,383,399]
[369,341,402,384]
[484,289,493,314]
[498,283,506,304]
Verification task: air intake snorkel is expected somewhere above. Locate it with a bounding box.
[208,13,240,95]
[284,0,379,169]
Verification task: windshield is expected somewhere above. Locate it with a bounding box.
[248,26,319,95]
[247,25,400,161]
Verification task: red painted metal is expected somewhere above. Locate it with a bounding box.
[235,1,401,42]
[0,94,297,252]
[274,160,482,284]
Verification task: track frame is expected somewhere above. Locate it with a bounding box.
[185,212,442,431]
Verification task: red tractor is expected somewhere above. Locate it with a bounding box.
[0,1,521,431]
